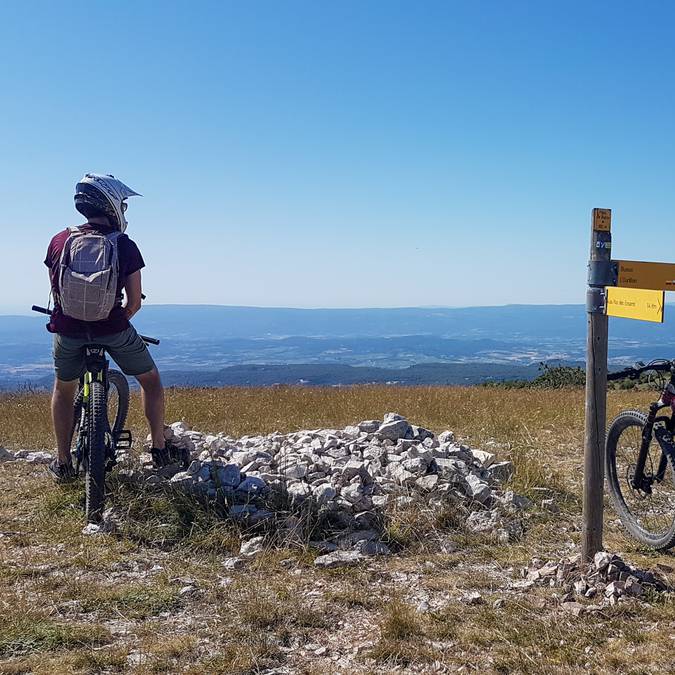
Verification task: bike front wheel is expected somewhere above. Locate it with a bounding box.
[73,369,129,443]
[85,380,108,523]
[606,410,675,549]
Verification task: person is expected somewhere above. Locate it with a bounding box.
[43,173,172,480]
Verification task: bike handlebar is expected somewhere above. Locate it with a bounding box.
[31,305,160,345]
[607,361,673,381]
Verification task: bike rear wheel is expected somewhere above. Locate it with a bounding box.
[606,410,675,549]
[85,380,108,523]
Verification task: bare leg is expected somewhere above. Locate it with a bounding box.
[136,367,165,448]
[52,378,79,464]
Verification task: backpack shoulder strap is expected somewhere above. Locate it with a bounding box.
[105,231,123,274]
[59,229,80,267]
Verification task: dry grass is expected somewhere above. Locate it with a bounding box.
[3,385,675,673]
[0,384,652,450]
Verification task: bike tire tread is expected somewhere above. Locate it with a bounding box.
[85,380,108,523]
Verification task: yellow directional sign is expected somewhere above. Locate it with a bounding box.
[615,260,675,291]
[606,287,664,323]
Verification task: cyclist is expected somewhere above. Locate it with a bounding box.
[43,173,173,480]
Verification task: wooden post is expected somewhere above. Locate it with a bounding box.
[582,208,612,562]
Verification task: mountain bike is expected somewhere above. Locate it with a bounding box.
[32,305,159,523]
[606,360,675,549]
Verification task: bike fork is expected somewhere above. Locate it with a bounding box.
[632,404,658,492]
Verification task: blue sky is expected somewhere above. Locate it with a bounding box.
[2,0,675,312]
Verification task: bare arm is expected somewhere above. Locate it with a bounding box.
[123,270,142,319]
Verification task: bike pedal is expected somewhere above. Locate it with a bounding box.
[116,429,133,450]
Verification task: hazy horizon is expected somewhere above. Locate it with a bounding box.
[1,300,590,317]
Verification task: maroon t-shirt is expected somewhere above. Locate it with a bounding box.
[44,225,145,338]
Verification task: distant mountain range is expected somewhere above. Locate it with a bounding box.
[1,304,674,388]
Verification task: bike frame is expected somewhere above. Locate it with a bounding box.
[633,368,675,493]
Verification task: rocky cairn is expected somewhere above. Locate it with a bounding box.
[1,412,528,557]
[129,412,527,559]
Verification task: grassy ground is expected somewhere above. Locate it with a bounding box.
[1,385,675,674]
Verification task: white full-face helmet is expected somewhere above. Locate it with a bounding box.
[74,173,142,233]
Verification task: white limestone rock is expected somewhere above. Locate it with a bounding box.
[314,550,365,568]
[377,419,411,441]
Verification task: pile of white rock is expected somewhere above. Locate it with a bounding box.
[136,412,527,551]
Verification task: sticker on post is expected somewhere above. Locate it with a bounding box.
[605,287,664,323]
[593,208,611,232]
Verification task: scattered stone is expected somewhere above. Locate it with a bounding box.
[593,551,612,572]
[310,540,338,554]
[358,420,381,433]
[377,419,411,441]
[521,550,670,608]
[312,483,337,503]
[81,523,102,536]
[465,475,492,504]
[438,431,455,444]
[471,449,495,468]
[461,591,483,605]
[236,476,268,496]
[356,539,392,556]
[499,490,532,511]
[314,550,365,568]
[223,557,246,570]
[416,474,439,491]
[625,576,643,597]
[562,601,586,617]
[24,451,53,464]
[466,510,500,533]
[240,536,265,558]
[574,579,588,595]
[541,498,559,513]
[487,461,514,482]
[229,505,258,521]
[0,447,14,462]
[214,464,241,488]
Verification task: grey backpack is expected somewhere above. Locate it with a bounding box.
[58,228,122,321]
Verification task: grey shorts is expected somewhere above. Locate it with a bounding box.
[53,327,156,382]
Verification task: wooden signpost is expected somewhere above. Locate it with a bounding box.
[583,209,611,562]
[583,209,671,561]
